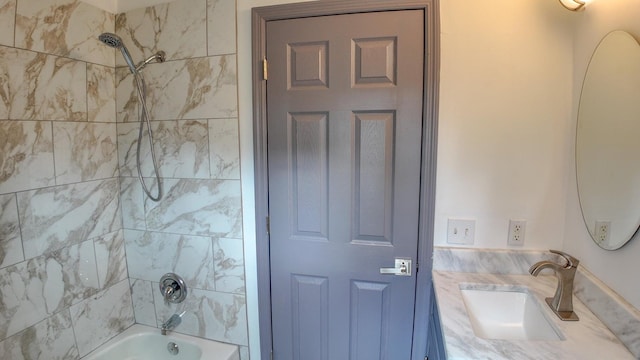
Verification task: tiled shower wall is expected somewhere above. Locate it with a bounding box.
[0,0,248,358]
[0,0,134,358]
[114,0,248,357]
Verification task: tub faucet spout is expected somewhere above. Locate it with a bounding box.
[529,250,580,321]
[161,311,185,335]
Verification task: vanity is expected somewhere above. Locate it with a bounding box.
[427,28,640,360]
[429,248,640,359]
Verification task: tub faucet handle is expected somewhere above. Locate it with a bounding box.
[159,273,187,304]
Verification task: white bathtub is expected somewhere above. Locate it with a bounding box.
[81,325,240,360]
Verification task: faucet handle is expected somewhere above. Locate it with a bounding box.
[549,250,579,268]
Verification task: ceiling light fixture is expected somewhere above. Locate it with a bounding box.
[559,0,586,11]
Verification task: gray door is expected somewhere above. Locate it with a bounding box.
[267,10,424,360]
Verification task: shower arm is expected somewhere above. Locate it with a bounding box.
[135,51,166,72]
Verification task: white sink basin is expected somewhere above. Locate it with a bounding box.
[460,288,563,341]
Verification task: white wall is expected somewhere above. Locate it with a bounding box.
[563,0,640,310]
[435,0,575,249]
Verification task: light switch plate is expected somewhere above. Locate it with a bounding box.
[447,219,475,245]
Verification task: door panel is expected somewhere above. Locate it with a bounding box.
[288,42,329,89]
[289,112,329,239]
[291,274,328,360]
[350,280,391,359]
[353,111,395,243]
[352,37,397,87]
[267,10,424,360]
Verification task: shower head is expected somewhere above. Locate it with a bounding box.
[98,32,137,74]
[98,32,122,48]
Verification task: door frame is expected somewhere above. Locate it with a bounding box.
[251,1,440,358]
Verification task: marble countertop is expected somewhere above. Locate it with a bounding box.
[433,271,636,360]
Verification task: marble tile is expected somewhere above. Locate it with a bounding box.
[432,246,556,275]
[119,176,146,230]
[433,271,635,360]
[213,237,244,294]
[15,0,115,66]
[1,47,87,121]
[0,194,24,268]
[209,118,240,180]
[207,0,236,56]
[116,122,143,177]
[574,267,640,358]
[239,346,249,360]
[0,310,79,360]
[18,178,121,259]
[47,240,100,305]
[0,120,54,194]
[0,47,25,118]
[0,0,16,47]
[116,55,238,122]
[130,278,157,327]
[154,288,248,346]
[0,240,100,339]
[152,120,210,178]
[115,67,137,123]
[87,64,116,123]
[0,48,8,119]
[118,120,210,179]
[145,178,242,237]
[115,0,206,64]
[0,261,49,340]
[124,229,215,291]
[70,278,135,357]
[94,230,127,289]
[53,122,118,185]
[433,247,640,358]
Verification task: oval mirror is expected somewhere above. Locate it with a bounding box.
[576,30,640,250]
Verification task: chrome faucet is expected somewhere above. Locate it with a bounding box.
[161,311,185,335]
[529,250,579,321]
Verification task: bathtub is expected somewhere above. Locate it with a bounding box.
[81,324,240,360]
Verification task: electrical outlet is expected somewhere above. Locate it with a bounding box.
[447,219,475,245]
[594,221,611,245]
[508,220,526,246]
